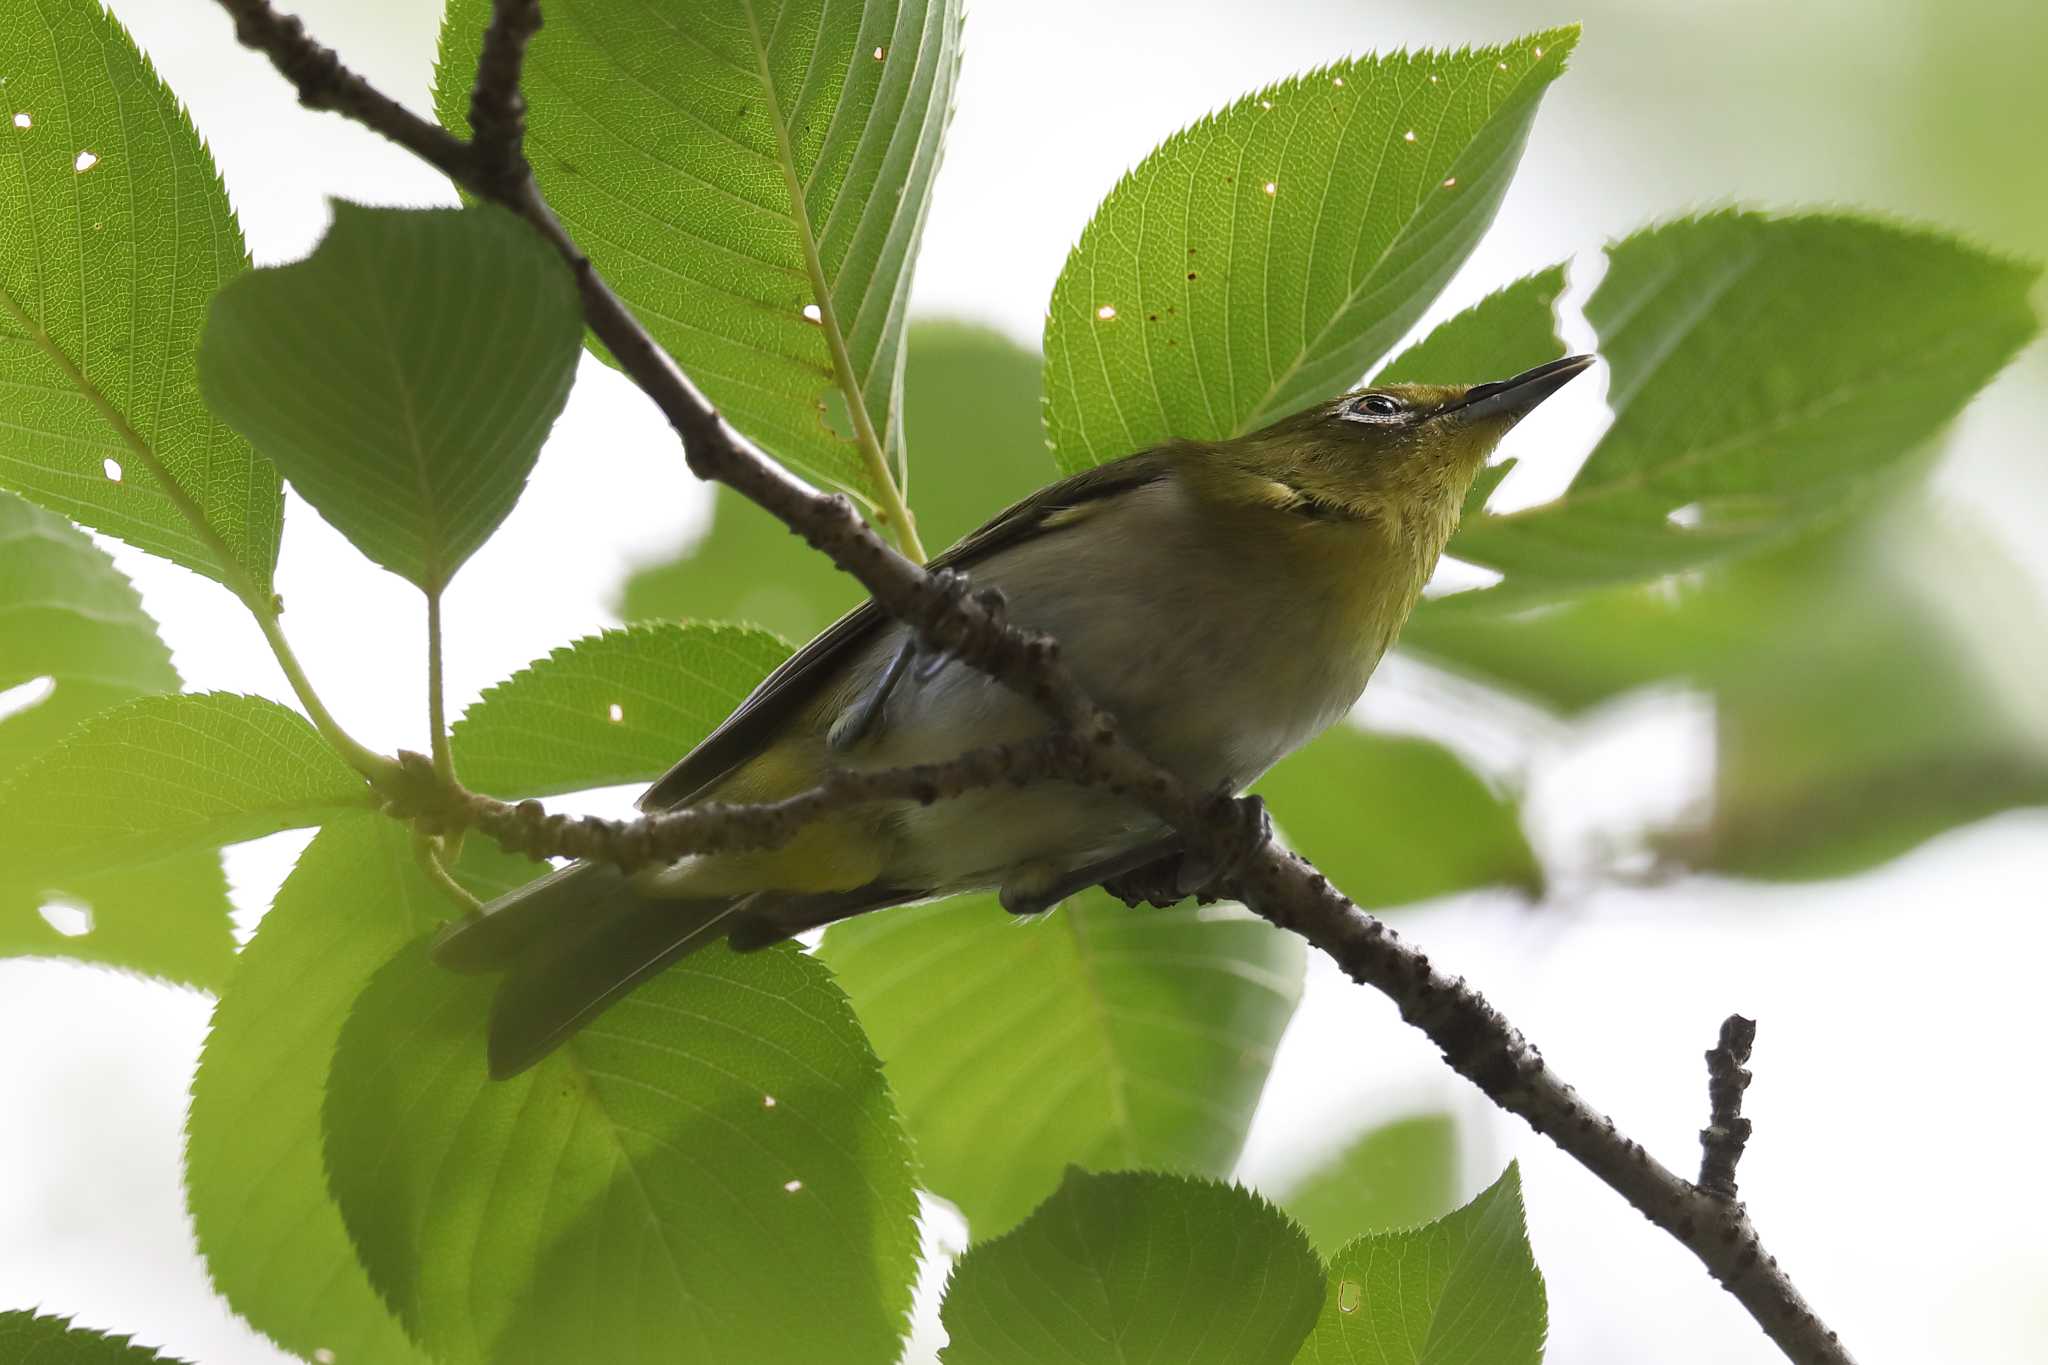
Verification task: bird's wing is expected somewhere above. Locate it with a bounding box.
[637,450,1175,811]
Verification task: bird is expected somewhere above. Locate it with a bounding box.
[435,353,1595,1077]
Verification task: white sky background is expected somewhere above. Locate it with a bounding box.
[3,0,2046,1361]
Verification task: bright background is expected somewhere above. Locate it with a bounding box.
[3,0,2045,1361]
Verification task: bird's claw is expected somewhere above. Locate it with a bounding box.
[1100,794,1271,908]
[912,575,1006,684]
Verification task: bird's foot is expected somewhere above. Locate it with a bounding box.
[1100,794,1271,908]
[912,570,1007,683]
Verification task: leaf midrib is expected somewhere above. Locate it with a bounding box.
[1062,903,1138,1166]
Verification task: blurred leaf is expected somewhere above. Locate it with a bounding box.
[819,888,1304,1239]
[1413,504,2048,879]
[0,1311,193,1363]
[618,321,1049,637]
[0,490,177,779]
[1044,30,1577,474]
[435,0,963,509]
[187,817,531,1365]
[1256,727,1538,908]
[0,692,366,882]
[1274,1113,1460,1256]
[199,204,581,591]
[939,1169,1324,1365]
[0,0,280,591]
[449,621,789,797]
[1296,1164,1545,1365]
[1443,212,2041,609]
[1672,519,2048,879]
[325,937,919,1365]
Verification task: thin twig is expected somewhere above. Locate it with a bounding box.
[385,734,1083,871]
[210,8,1856,1361]
[1700,1014,1758,1201]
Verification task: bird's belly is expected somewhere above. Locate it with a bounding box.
[843,568,1376,892]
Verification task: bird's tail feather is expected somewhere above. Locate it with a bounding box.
[432,862,747,1079]
[431,862,921,1079]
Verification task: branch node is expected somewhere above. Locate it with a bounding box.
[1698,1013,1758,1201]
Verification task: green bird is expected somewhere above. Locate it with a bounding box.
[437,354,1594,1077]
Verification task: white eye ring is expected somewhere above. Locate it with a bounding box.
[1342,393,1402,422]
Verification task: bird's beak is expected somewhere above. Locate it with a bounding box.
[1439,354,1595,427]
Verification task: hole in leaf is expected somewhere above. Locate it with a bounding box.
[1667,502,1704,528]
[762,1093,778,1108]
[73,149,97,172]
[1403,130,1417,143]
[782,1179,804,1193]
[606,702,624,723]
[1262,181,1277,196]
[0,675,56,722]
[11,112,28,129]
[1258,98,1273,110]
[313,1351,336,1364]
[1332,76,1345,87]
[801,302,822,323]
[1095,304,1117,321]
[872,45,885,60]
[1337,1278,1361,1314]
[38,899,93,937]
[103,457,122,482]
[1441,176,1458,189]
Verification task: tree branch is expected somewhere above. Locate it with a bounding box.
[384,734,1083,870]
[468,0,542,193]
[1699,1013,1758,1201]
[209,7,1856,1361]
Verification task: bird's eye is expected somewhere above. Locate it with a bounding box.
[1343,393,1403,421]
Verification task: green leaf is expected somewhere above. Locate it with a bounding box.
[1043,30,1578,474]
[325,939,920,1365]
[435,0,964,510]
[1,849,233,992]
[0,446,226,993]
[939,1169,1324,1365]
[1295,1164,1545,1365]
[819,889,1304,1239]
[1256,727,1538,909]
[1441,212,2041,609]
[0,692,367,882]
[0,1311,194,1364]
[449,621,790,798]
[0,491,179,779]
[187,816,532,1365]
[618,321,1049,639]
[0,0,281,591]
[1275,1113,1461,1257]
[198,204,582,592]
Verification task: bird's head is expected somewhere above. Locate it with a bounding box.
[1194,354,1595,532]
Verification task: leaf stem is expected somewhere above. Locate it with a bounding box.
[252,602,400,785]
[0,280,395,788]
[413,830,482,915]
[426,589,455,783]
[740,1,927,564]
